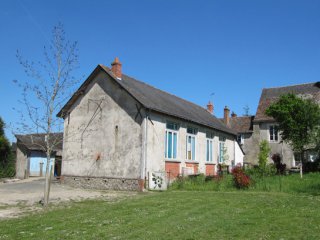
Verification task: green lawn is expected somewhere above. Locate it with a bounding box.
[0,191,320,239]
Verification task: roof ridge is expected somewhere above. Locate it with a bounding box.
[101,64,211,115]
[262,81,319,90]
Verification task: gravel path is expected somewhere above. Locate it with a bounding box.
[0,177,136,219]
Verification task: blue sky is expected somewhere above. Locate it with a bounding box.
[1,0,320,142]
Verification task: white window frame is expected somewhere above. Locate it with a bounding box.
[206,138,213,162]
[218,141,225,164]
[186,134,196,161]
[269,125,279,142]
[165,129,179,160]
[165,122,179,160]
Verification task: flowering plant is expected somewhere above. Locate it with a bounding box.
[231,167,251,189]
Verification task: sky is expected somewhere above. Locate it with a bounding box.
[1,0,320,142]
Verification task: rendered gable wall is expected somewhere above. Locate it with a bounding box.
[61,71,143,190]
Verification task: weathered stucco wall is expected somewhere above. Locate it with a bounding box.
[61,71,239,190]
[62,71,143,189]
[145,111,236,179]
[15,144,27,179]
[259,122,295,167]
[243,122,295,168]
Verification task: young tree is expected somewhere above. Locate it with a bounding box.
[258,140,270,171]
[15,23,79,206]
[266,93,320,178]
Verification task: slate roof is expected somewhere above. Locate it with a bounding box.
[15,133,63,152]
[58,64,236,136]
[254,82,320,122]
[228,116,254,134]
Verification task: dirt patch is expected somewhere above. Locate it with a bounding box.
[0,178,137,220]
[0,207,21,219]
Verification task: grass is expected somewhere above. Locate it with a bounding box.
[0,189,320,239]
[250,173,320,195]
[170,172,320,195]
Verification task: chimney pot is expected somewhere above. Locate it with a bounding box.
[224,106,230,125]
[231,112,237,118]
[207,101,214,115]
[111,57,122,79]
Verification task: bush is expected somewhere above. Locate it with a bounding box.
[271,153,286,174]
[258,140,270,170]
[232,167,251,189]
[0,151,15,178]
[304,161,320,173]
[169,174,234,191]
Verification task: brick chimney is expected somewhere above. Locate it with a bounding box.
[231,112,237,118]
[207,101,214,115]
[224,106,230,125]
[111,57,122,80]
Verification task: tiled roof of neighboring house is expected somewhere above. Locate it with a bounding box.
[254,82,320,122]
[11,142,17,152]
[15,133,63,152]
[58,65,236,136]
[228,116,254,134]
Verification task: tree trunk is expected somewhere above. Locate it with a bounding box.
[300,152,303,179]
[43,153,51,206]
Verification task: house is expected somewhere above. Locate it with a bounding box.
[220,107,254,166]
[225,82,320,168]
[15,133,63,179]
[57,57,243,191]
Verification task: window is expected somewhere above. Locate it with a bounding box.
[218,135,226,164]
[219,141,225,163]
[186,135,196,160]
[206,132,214,139]
[237,134,244,145]
[165,122,179,159]
[187,127,197,135]
[206,139,213,162]
[167,122,179,131]
[269,125,278,142]
[186,127,197,161]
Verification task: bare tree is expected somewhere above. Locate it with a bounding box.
[14,23,79,206]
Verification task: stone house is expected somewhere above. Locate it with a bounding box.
[57,57,244,191]
[225,82,320,168]
[15,133,63,179]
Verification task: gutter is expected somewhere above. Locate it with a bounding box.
[140,108,148,189]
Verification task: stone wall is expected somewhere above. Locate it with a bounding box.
[62,176,140,191]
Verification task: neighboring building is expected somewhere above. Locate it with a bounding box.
[15,133,63,179]
[226,82,320,168]
[57,57,243,191]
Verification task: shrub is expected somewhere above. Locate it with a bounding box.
[232,167,251,189]
[258,140,270,170]
[271,153,286,174]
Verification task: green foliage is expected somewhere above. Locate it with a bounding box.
[170,174,234,191]
[258,140,270,170]
[248,173,320,195]
[0,117,14,178]
[266,93,320,155]
[170,171,320,196]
